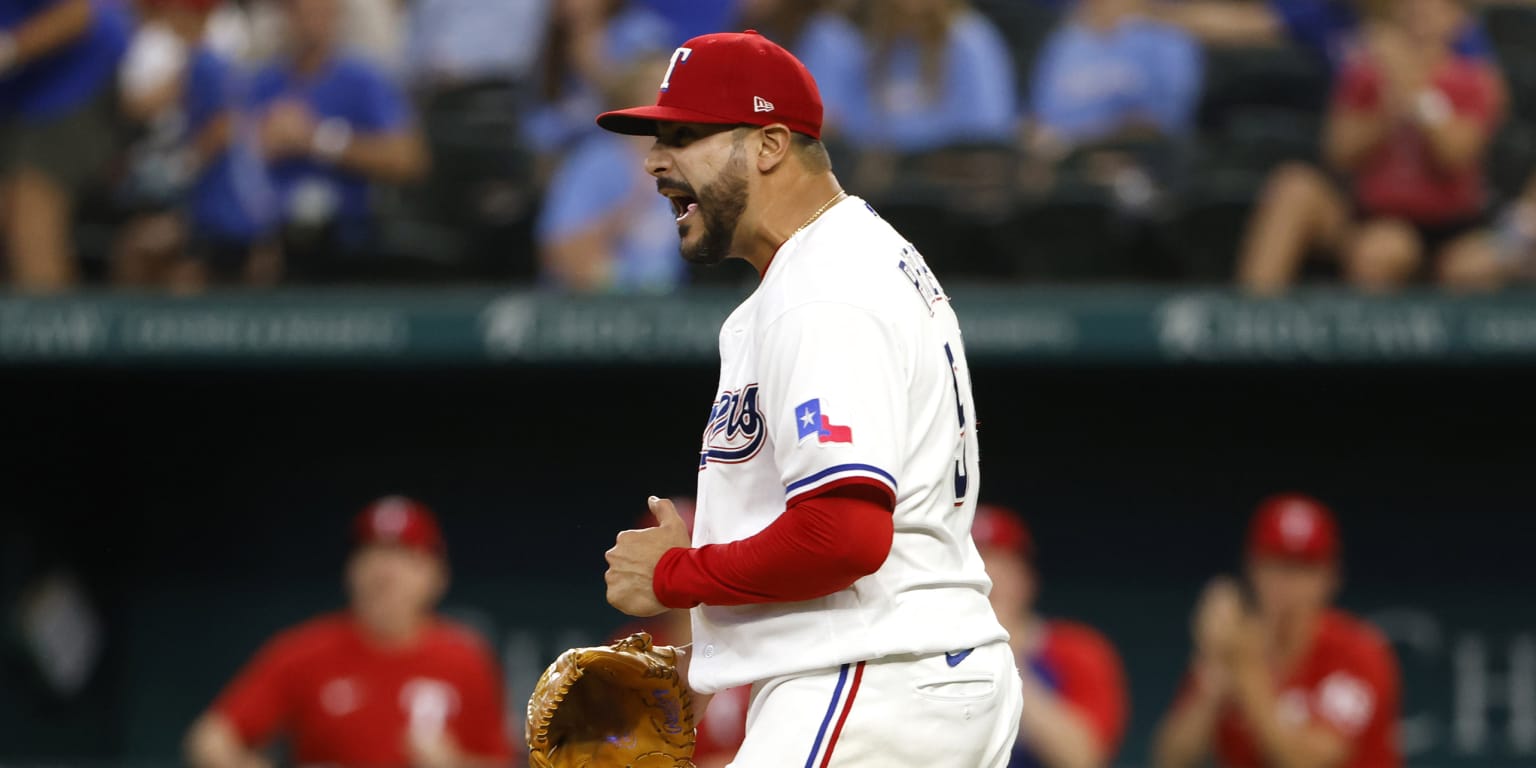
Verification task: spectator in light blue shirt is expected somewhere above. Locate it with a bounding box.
[523,0,673,155]
[536,55,683,293]
[840,0,1018,153]
[406,0,551,89]
[1028,0,1202,152]
[734,0,865,137]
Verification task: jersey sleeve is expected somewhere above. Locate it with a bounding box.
[211,634,297,746]
[756,302,906,506]
[1311,633,1400,742]
[448,636,514,761]
[1051,626,1131,757]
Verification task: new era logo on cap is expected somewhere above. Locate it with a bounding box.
[753,96,775,113]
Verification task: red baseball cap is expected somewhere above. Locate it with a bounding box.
[353,496,445,558]
[596,30,824,140]
[1247,493,1340,563]
[971,504,1034,559]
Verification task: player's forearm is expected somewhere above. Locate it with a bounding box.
[185,714,270,768]
[326,130,430,183]
[1147,1,1282,46]
[1419,117,1487,172]
[653,487,893,608]
[1231,660,1346,768]
[1151,688,1223,768]
[6,0,93,67]
[1324,113,1393,172]
[1019,674,1105,768]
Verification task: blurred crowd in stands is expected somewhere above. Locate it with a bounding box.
[2,0,1536,293]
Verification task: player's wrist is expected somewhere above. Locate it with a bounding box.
[651,546,699,610]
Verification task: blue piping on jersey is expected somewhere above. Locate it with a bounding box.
[784,463,898,496]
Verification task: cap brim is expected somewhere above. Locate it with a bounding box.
[596,105,745,136]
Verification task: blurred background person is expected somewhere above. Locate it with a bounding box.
[843,0,1016,158]
[1025,0,1201,161]
[0,0,131,290]
[1236,0,1504,294]
[535,53,682,292]
[973,504,1129,768]
[1152,0,1495,69]
[405,0,549,96]
[522,0,672,161]
[185,496,513,768]
[247,0,428,282]
[1152,493,1401,768]
[114,0,277,290]
[732,0,864,138]
[633,0,735,44]
[611,498,748,768]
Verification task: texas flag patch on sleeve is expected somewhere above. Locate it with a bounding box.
[795,398,853,444]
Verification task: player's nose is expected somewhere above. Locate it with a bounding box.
[645,142,672,178]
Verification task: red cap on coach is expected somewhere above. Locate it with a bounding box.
[1246,493,1339,563]
[353,496,446,558]
[596,30,824,140]
[971,504,1034,559]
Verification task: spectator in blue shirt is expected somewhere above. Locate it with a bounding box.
[536,55,683,292]
[524,0,673,157]
[1028,0,1202,152]
[0,0,130,290]
[115,0,277,289]
[734,0,866,137]
[248,0,428,280]
[842,0,1018,153]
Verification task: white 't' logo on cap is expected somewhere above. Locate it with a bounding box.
[754,96,775,113]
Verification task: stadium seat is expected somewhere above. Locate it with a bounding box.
[1486,120,1536,206]
[1000,181,1127,282]
[1196,45,1330,136]
[1486,4,1536,122]
[1161,171,1265,282]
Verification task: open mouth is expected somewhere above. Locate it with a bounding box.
[665,193,699,223]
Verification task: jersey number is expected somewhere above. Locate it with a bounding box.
[945,342,969,506]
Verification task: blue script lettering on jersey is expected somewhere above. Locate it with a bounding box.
[699,383,766,469]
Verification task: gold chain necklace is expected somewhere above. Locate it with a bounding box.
[793,190,848,236]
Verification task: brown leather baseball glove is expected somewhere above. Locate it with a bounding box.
[526,632,696,768]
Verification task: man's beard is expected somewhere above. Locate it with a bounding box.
[679,149,749,267]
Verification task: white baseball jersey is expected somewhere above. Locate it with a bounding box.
[689,195,1007,694]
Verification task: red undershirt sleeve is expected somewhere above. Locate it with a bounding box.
[652,482,895,609]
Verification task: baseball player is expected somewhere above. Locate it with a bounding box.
[595,29,1022,767]
[185,497,513,768]
[1152,494,1402,768]
[972,505,1129,768]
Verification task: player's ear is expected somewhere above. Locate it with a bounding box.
[755,124,793,173]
